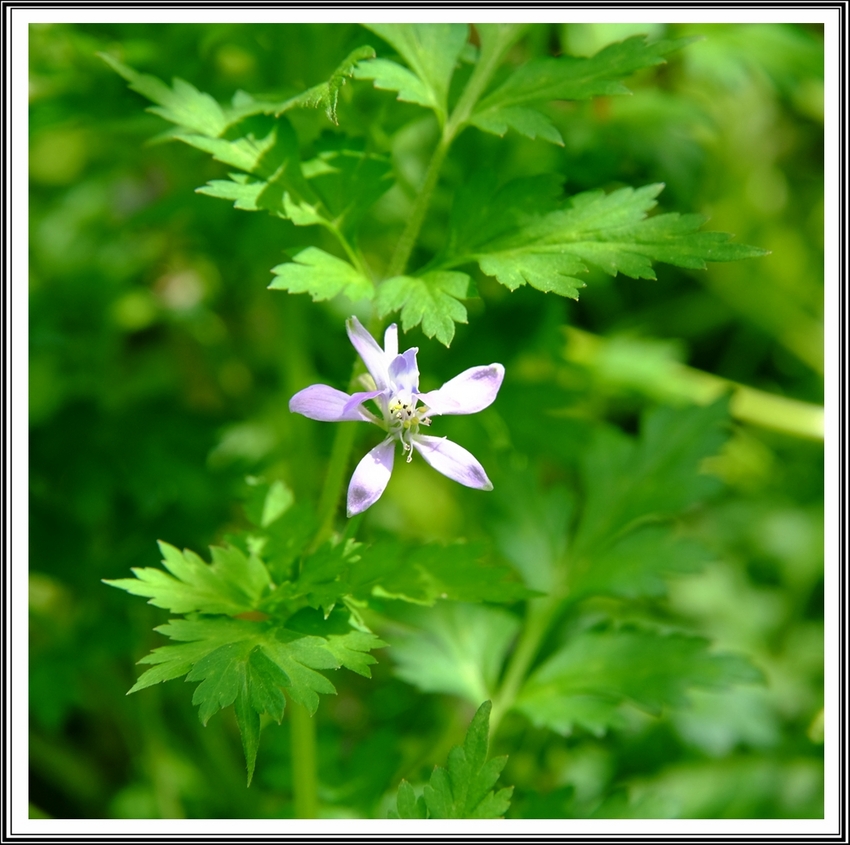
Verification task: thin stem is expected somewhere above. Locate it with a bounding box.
[310,419,358,553]
[489,594,562,739]
[289,699,318,819]
[385,133,451,279]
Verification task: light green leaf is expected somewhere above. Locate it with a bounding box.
[389,780,428,819]
[515,625,762,736]
[352,58,431,108]
[388,603,520,704]
[468,104,564,145]
[376,271,472,346]
[356,24,469,119]
[574,400,731,557]
[442,177,767,297]
[100,53,227,137]
[269,247,374,303]
[103,541,271,616]
[569,527,711,601]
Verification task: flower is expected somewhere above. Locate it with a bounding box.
[289,316,505,516]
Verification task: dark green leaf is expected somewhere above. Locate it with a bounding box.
[473,35,693,116]
[468,104,564,145]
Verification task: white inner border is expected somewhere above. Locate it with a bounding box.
[9,3,839,839]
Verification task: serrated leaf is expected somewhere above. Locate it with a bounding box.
[515,625,762,736]
[468,104,564,145]
[442,177,767,297]
[376,271,472,346]
[100,53,227,137]
[387,603,520,704]
[269,247,374,303]
[104,541,271,616]
[125,613,385,781]
[284,45,376,124]
[356,24,469,119]
[423,701,513,819]
[389,701,512,819]
[472,35,692,119]
[353,58,431,108]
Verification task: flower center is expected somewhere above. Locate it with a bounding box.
[388,398,431,461]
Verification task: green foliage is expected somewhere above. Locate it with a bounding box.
[468,35,694,145]
[389,701,513,819]
[355,24,469,121]
[31,22,822,822]
[375,271,472,346]
[516,625,761,736]
[439,177,768,299]
[269,247,374,302]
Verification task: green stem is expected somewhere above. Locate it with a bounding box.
[289,699,318,819]
[384,28,514,281]
[490,594,561,739]
[310,419,358,552]
[385,134,451,279]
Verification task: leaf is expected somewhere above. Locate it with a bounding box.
[355,24,469,119]
[468,105,564,145]
[348,540,535,607]
[389,701,513,819]
[126,613,384,783]
[100,53,227,137]
[569,526,711,601]
[302,135,393,231]
[424,701,513,819]
[387,603,520,704]
[515,625,762,736]
[103,541,271,616]
[442,177,768,298]
[389,780,428,819]
[352,58,431,108]
[472,35,692,116]
[573,400,731,557]
[282,45,376,124]
[375,271,473,347]
[269,247,374,303]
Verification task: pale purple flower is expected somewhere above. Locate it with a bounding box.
[289,316,505,516]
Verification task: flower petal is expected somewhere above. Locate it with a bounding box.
[342,389,385,416]
[289,384,371,422]
[388,348,420,402]
[384,323,399,359]
[418,364,505,416]
[347,438,396,516]
[412,434,493,490]
[346,316,389,390]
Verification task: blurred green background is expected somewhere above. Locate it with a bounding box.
[29,22,824,819]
